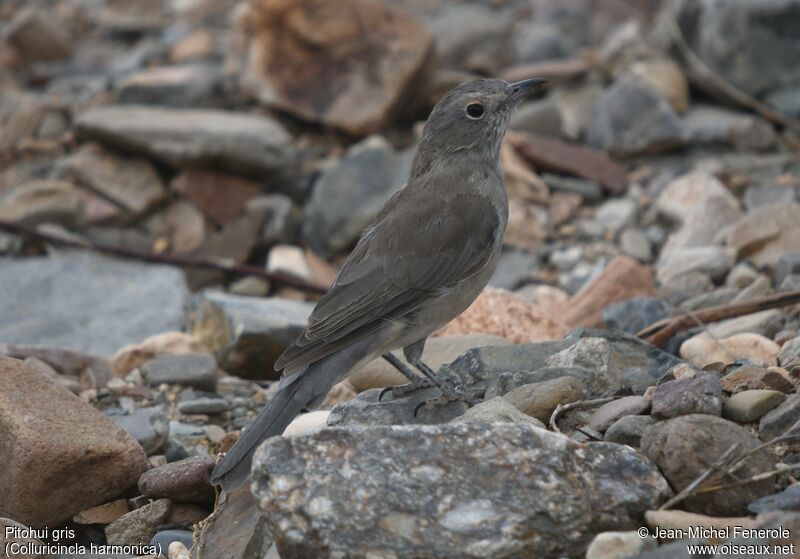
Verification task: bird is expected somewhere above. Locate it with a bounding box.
[210,77,548,492]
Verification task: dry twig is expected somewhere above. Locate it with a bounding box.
[549,397,614,432]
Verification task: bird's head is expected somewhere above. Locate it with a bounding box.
[413,78,547,176]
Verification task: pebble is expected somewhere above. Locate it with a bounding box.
[178,397,229,415]
[502,376,584,422]
[586,530,657,559]
[722,390,786,423]
[455,397,545,427]
[680,332,780,368]
[111,407,170,455]
[150,529,193,553]
[720,364,794,394]
[759,393,800,441]
[779,336,800,366]
[604,415,654,447]
[748,484,800,514]
[138,456,216,503]
[110,332,208,377]
[105,499,171,546]
[588,396,650,432]
[650,373,722,419]
[140,353,218,392]
[602,298,670,335]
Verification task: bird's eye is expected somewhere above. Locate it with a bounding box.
[465,103,485,119]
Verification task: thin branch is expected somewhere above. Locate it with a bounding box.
[666,11,800,131]
[637,290,800,347]
[549,397,614,432]
[0,219,329,294]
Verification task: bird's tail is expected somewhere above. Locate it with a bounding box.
[210,367,310,492]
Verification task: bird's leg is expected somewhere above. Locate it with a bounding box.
[378,352,433,401]
[402,340,481,413]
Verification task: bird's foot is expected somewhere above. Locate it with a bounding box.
[413,381,481,417]
[378,377,434,402]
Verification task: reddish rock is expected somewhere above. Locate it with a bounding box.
[556,256,656,328]
[0,357,148,528]
[138,456,216,504]
[434,287,566,344]
[240,0,433,136]
[171,171,261,226]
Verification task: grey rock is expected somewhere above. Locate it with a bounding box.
[193,485,273,559]
[485,366,596,399]
[502,376,584,422]
[641,414,775,516]
[603,298,671,335]
[427,5,514,71]
[513,21,574,63]
[74,105,299,183]
[723,390,786,423]
[748,485,800,514]
[111,407,170,455]
[178,396,229,415]
[587,74,686,156]
[589,396,651,432]
[138,455,215,503]
[684,105,776,151]
[604,415,655,447]
[656,246,736,285]
[651,374,723,419]
[509,96,563,137]
[0,252,188,356]
[489,249,541,290]
[759,393,800,441]
[620,228,653,262]
[328,386,468,427]
[150,529,193,551]
[249,194,300,246]
[140,353,218,392]
[454,397,545,427]
[252,423,671,558]
[168,421,212,457]
[116,64,227,108]
[659,271,715,306]
[583,198,638,236]
[185,290,313,380]
[690,0,800,97]
[302,136,413,258]
[778,336,800,366]
[744,185,797,211]
[541,173,604,201]
[105,498,171,547]
[774,253,800,287]
[780,274,800,292]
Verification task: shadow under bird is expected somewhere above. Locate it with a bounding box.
[211,77,548,492]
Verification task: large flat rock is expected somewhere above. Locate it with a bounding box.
[0,252,188,356]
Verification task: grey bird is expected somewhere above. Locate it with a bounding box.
[210,77,547,492]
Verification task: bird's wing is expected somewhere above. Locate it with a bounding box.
[275,185,501,372]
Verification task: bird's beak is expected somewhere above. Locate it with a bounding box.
[506,78,548,105]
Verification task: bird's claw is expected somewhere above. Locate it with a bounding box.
[378,378,434,402]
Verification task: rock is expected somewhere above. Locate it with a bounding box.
[349,335,509,392]
[116,64,226,108]
[655,170,739,224]
[723,390,786,423]
[759,393,800,441]
[111,407,170,456]
[620,228,653,262]
[251,194,300,246]
[543,338,623,397]
[73,499,129,525]
[587,73,686,156]
[726,203,800,269]
[720,365,795,394]
[170,171,260,227]
[555,256,657,329]
[178,397,229,415]
[748,485,800,514]
[111,333,208,378]
[680,332,780,368]
[74,105,298,181]
[489,249,541,291]
[510,131,627,193]
[267,244,312,281]
[302,136,412,257]
[0,252,188,357]
[58,143,167,217]
[252,423,671,558]
[627,58,689,113]
[583,198,638,236]
[435,287,566,344]
[641,415,775,516]
[239,0,432,136]
[193,485,273,559]
[228,276,270,297]
[744,184,797,211]
[651,374,722,419]
[150,530,193,553]
[140,353,218,392]
[604,415,654,447]
[0,357,148,527]
[661,193,742,258]
[502,376,583,422]
[0,517,45,559]
[603,298,670,335]
[328,386,468,427]
[514,21,574,63]
[186,290,313,380]
[284,410,332,436]
[454,397,545,427]
[105,498,171,546]
[683,0,800,98]
[707,310,784,340]
[2,8,70,63]
[656,246,736,285]
[0,180,85,227]
[779,336,800,366]
[0,344,114,389]
[509,97,563,137]
[586,530,657,559]
[659,270,714,306]
[644,509,755,542]
[774,253,800,287]
[138,456,215,504]
[685,105,776,151]
[589,396,651,432]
